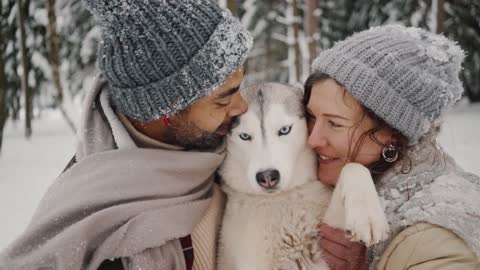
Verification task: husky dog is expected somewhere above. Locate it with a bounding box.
[217,83,390,270]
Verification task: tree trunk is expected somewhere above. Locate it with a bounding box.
[305,0,319,69]
[17,0,32,138]
[227,0,238,16]
[47,0,76,133]
[12,91,20,121]
[0,2,8,152]
[436,0,445,34]
[286,0,296,84]
[47,0,62,102]
[286,0,302,84]
[265,0,275,81]
[292,0,301,83]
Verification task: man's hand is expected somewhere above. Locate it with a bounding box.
[318,223,367,270]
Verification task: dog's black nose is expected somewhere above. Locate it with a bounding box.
[256,169,280,189]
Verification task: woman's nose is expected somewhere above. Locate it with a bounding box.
[307,122,328,149]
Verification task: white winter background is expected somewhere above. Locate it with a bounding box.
[1,0,480,255]
[0,99,479,250]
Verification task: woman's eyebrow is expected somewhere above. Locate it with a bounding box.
[306,108,349,121]
[324,113,349,120]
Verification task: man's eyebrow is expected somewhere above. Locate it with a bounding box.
[216,86,240,99]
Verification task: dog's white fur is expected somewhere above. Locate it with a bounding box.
[218,83,389,270]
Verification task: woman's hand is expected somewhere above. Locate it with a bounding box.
[318,223,367,270]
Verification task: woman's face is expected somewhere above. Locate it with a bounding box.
[306,79,393,185]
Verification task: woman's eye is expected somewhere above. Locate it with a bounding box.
[239,133,252,141]
[278,125,292,136]
[328,120,342,128]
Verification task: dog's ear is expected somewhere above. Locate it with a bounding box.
[287,84,305,102]
[287,83,305,98]
[296,86,305,98]
[238,84,260,104]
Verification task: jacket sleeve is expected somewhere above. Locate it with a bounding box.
[377,222,480,270]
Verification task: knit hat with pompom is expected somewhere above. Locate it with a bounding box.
[83,0,253,121]
[312,25,465,145]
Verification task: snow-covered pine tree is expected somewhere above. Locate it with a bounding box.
[2,0,21,122]
[47,0,76,132]
[17,0,58,136]
[0,0,8,151]
[238,0,290,85]
[346,0,480,103]
[17,0,32,137]
[57,0,99,101]
[304,0,319,73]
[317,0,359,48]
[346,0,430,32]
[445,0,480,102]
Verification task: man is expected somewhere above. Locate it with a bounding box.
[0,0,252,269]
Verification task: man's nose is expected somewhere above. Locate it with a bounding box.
[227,92,248,117]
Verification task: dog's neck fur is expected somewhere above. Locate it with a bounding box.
[218,147,331,270]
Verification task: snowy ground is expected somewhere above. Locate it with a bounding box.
[0,111,76,250]
[0,101,479,250]
[437,99,480,176]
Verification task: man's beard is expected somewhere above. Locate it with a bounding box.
[168,118,237,151]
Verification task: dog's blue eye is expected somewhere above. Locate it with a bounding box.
[278,125,292,136]
[239,133,252,141]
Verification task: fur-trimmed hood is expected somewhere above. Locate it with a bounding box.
[368,141,480,268]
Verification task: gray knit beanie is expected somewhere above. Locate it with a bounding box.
[83,0,253,121]
[312,25,465,145]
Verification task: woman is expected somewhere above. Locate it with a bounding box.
[305,25,480,269]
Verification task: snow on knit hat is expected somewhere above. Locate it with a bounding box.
[83,0,253,121]
[312,25,465,145]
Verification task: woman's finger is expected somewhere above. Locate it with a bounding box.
[321,249,348,270]
[319,236,350,258]
[319,223,359,246]
[318,223,367,270]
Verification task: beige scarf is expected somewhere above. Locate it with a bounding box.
[0,74,225,270]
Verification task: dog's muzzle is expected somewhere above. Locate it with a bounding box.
[256,169,280,189]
